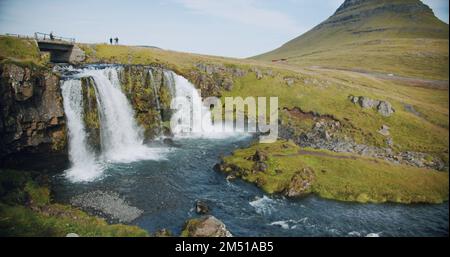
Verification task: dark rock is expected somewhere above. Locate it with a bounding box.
[252,150,267,162]
[0,63,67,164]
[195,200,210,214]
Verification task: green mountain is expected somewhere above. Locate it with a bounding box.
[253,0,449,80]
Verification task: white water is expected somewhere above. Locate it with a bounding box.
[168,71,246,139]
[61,67,167,182]
[84,68,164,163]
[61,80,103,182]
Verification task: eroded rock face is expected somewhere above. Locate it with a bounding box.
[279,107,445,170]
[0,63,67,167]
[117,65,173,139]
[188,63,247,97]
[182,216,233,237]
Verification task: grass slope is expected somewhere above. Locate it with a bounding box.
[253,0,449,80]
[221,140,449,204]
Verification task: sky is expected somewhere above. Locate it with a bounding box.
[0,0,448,58]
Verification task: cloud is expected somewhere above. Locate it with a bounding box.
[175,0,300,33]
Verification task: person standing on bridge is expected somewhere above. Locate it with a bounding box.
[50,32,54,40]
[114,37,119,45]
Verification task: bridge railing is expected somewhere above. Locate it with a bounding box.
[34,32,75,43]
[3,33,35,39]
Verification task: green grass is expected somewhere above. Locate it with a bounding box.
[222,69,449,156]
[0,170,148,237]
[253,0,449,80]
[81,40,448,163]
[221,141,449,204]
[0,36,44,65]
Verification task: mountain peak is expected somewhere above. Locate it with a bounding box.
[252,0,449,80]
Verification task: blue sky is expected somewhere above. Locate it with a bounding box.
[0,0,448,58]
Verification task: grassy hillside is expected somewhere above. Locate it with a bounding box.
[0,36,47,66]
[253,0,449,80]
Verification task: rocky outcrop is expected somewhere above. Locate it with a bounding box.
[279,107,445,170]
[117,65,173,140]
[186,63,247,97]
[182,215,232,237]
[195,200,210,215]
[81,77,100,152]
[349,95,395,117]
[284,167,315,197]
[0,63,67,168]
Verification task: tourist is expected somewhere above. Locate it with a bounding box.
[109,38,113,44]
[114,37,119,45]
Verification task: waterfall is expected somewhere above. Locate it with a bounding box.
[61,79,103,182]
[168,71,245,138]
[84,67,158,163]
[61,66,167,182]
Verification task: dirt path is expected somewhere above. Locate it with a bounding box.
[308,66,449,90]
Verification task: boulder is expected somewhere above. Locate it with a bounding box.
[182,216,232,237]
[377,101,395,117]
[195,200,210,214]
[378,125,390,136]
[252,150,268,162]
[284,168,315,197]
[358,97,377,109]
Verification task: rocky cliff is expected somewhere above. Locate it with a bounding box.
[0,63,67,169]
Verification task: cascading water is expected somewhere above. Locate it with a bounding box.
[61,66,167,182]
[61,79,103,182]
[84,67,162,163]
[168,71,246,138]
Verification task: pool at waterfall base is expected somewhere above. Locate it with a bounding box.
[52,137,449,237]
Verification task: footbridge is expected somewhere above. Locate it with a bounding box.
[34,32,85,63]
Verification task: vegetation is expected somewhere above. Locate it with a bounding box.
[221,141,449,204]
[0,36,46,66]
[0,170,148,237]
[253,0,449,80]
